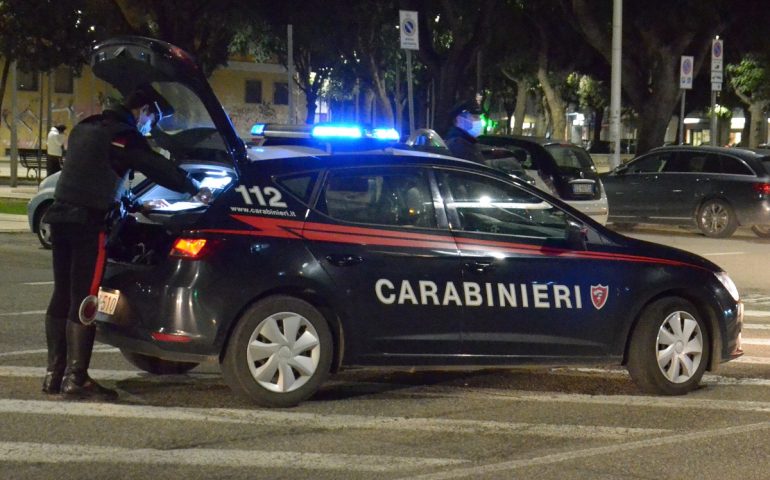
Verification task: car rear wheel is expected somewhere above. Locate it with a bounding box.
[751,225,770,238]
[697,199,737,238]
[627,297,709,395]
[221,295,333,407]
[120,350,199,374]
[36,203,52,249]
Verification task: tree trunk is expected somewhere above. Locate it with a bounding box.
[513,80,528,135]
[304,89,317,124]
[536,34,566,140]
[592,107,604,145]
[748,102,768,147]
[367,57,395,127]
[0,60,10,126]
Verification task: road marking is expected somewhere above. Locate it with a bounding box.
[744,323,770,330]
[0,310,45,317]
[20,281,53,286]
[703,251,745,256]
[401,422,770,479]
[398,387,770,414]
[733,356,770,365]
[745,310,770,317]
[741,339,770,346]
[0,441,465,472]
[0,345,118,358]
[0,399,667,439]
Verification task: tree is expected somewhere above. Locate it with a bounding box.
[401,0,499,133]
[0,0,98,185]
[111,0,248,76]
[567,0,735,154]
[727,54,770,147]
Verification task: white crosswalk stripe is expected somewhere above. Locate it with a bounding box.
[0,441,466,472]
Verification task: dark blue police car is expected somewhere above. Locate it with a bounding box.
[91,37,743,407]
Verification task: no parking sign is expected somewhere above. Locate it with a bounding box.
[680,56,694,90]
[399,10,419,50]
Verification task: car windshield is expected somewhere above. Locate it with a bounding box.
[544,144,595,173]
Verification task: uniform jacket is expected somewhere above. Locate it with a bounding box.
[45,105,198,225]
[445,126,486,164]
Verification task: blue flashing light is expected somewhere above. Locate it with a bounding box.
[250,123,266,136]
[372,128,400,141]
[312,124,363,139]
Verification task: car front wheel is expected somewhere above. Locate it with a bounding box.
[221,295,333,407]
[697,199,737,238]
[627,297,710,395]
[751,225,770,238]
[36,203,52,249]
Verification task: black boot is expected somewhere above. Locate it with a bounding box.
[42,315,67,394]
[60,321,118,400]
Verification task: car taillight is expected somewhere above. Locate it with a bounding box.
[753,182,770,195]
[170,238,208,258]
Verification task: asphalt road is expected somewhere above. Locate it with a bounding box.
[0,228,768,479]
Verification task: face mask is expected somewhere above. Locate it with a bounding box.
[468,119,484,137]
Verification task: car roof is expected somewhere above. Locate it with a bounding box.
[647,144,769,159]
[246,147,513,177]
[478,134,583,149]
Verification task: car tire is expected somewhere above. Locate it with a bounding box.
[751,225,770,238]
[36,202,52,249]
[221,295,333,407]
[627,297,709,395]
[121,350,199,375]
[697,199,737,238]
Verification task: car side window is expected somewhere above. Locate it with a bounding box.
[317,168,437,228]
[719,155,754,175]
[627,153,669,173]
[665,151,714,173]
[275,172,319,204]
[438,170,570,239]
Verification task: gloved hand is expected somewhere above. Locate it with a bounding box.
[194,187,213,204]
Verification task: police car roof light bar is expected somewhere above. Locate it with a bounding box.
[311,124,363,139]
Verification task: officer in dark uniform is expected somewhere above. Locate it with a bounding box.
[445,99,486,164]
[42,87,211,400]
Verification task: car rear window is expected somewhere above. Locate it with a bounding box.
[544,145,595,172]
[760,157,770,176]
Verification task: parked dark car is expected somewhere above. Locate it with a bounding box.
[602,145,770,238]
[477,135,608,224]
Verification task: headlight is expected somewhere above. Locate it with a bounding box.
[715,271,740,302]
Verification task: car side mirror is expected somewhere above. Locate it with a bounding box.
[566,221,588,251]
[614,164,628,175]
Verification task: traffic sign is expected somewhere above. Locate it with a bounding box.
[712,82,722,92]
[680,56,694,90]
[711,71,723,83]
[399,10,419,50]
[711,38,723,72]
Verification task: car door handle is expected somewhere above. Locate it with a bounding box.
[325,254,364,267]
[463,260,495,274]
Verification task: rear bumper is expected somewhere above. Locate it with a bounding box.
[569,197,609,225]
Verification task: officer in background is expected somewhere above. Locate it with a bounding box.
[444,99,486,164]
[46,124,67,176]
[42,87,211,400]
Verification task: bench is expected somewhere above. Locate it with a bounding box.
[4,148,47,179]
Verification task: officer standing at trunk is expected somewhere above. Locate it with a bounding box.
[42,87,211,400]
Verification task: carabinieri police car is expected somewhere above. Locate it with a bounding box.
[90,37,743,407]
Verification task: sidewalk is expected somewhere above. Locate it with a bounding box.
[0,159,38,232]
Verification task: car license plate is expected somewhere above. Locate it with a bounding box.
[97,288,120,315]
[572,183,593,194]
